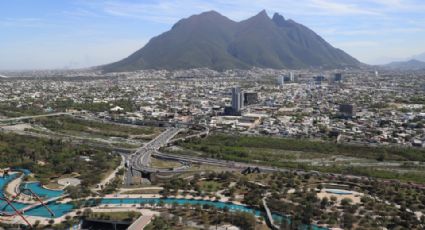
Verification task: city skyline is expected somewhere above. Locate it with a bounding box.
[1,1,425,229]
[1,0,425,70]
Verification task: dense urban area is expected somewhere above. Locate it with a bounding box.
[1,68,425,230]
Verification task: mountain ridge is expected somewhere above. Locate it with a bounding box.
[383,59,425,71]
[102,10,361,72]
[413,52,425,62]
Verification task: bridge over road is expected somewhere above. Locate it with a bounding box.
[126,128,182,185]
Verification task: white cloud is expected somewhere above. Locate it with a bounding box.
[308,0,381,15]
[322,27,425,36]
[90,0,387,23]
[369,0,425,12]
[2,0,425,69]
[98,0,216,24]
[62,8,103,18]
[334,41,379,47]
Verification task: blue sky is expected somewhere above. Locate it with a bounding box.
[1,0,425,70]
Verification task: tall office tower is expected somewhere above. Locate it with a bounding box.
[334,73,342,82]
[277,75,285,86]
[314,75,326,85]
[289,72,295,81]
[232,86,241,114]
[239,90,244,109]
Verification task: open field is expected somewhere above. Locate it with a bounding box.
[151,158,183,169]
[179,134,425,161]
[32,116,162,140]
[173,134,425,183]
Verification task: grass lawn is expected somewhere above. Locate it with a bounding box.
[198,180,222,193]
[151,158,182,169]
[44,182,63,190]
[111,142,139,149]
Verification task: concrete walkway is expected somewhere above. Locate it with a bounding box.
[4,173,37,204]
[4,173,21,196]
[262,197,279,230]
[127,215,153,230]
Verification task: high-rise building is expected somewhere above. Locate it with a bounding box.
[289,72,295,81]
[339,104,356,118]
[314,75,326,85]
[334,73,342,82]
[277,75,285,86]
[244,92,258,105]
[278,73,297,85]
[240,90,244,109]
[232,86,242,114]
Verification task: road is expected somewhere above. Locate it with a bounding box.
[125,126,294,179]
[152,151,286,173]
[131,128,181,169]
[0,112,75,122]
[2,113,402,188]
[126,128,181,184]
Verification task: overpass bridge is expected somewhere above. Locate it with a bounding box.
[126,128,183,184]
[124,124,286,183]
[131,128,182,169]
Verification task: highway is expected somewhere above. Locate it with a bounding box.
[152,151,286,173]
[125,126,296,178]
[0,112,75,122]
[125,128,181,185]
[130,128,181,171]
[0,113,388,187]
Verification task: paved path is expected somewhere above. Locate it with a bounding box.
[3,174,37,205]
[127,215,153,230]
[262,197,279,230]
[118,187,163,192]
[4,173,21,198]
[94,154,126,191]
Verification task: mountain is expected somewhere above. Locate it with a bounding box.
[102,10,361,72]
[383,59,425,71]
[372,52,425,65]
[412,52,425,62]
